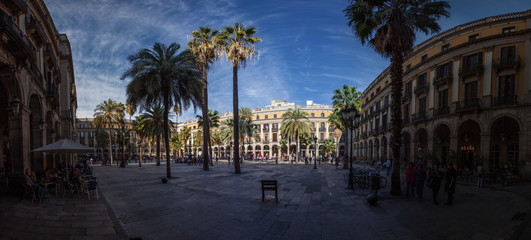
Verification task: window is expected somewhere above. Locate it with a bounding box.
[464,53,482,71]
[265,115,268,119]
[264,124,269,130]
[273,114,277,118]
[403,104,410,120]
[418,97,427,113]
[464,81,478,101]
[406,64,411,71]
[273,133,277,142]
[405,81,412,94]
[441,44,450,52]
[320,122,325,130]
[437,62,452,78]
[500,46,516,64]
[438,89,449,109]
[320,133,325,140]
[80,124,84,129]
[421,54,428,62]
[311,113,315,117]
[256,115,260,120]
[498,75,515,98]
[257,124,261,130]
[193,126,196,129]
[417,73,427,87]
[272,123,278,129]
[502,26,516,34]
[468,34,479,41]
[320,113,324,117]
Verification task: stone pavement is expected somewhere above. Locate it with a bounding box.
[0,186,122,239]
[94,162,530,240]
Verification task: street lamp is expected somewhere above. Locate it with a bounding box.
[313,136,318,169]
[342,106,359,189]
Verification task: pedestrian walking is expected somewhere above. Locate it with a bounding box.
[385,157,392,176]
[414,164,427,201]
[444,163,457,205]
[428,164,443,205]
[477,163,484,188]
[405,162,416,198]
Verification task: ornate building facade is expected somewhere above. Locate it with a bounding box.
[176,100,336,160]
[352,10,531,177]
[0,0,77,180]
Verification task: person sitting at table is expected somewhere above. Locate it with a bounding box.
[25,169,44,198]
[70,167,82,192]
[82,163,93,176]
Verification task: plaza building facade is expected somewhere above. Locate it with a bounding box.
[0,0,77,180]
[176,100,337,160]
[351,10,531,177]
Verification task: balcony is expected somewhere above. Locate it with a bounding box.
[0,11,37,62]
[492,96,517,106]
[433,106,450,117]
[401,91,412,102]
[29,62,44,87]
[271,128,278,133]
[433,74,453,88]
[361,132,367,138]
[460,64,483,78]
[403,117,411,125]
[493,56,520,72]
[412,112,427,123]
[43,43,57,66]
[414,84,428,95]
[319,127,326,132]
[5,0,27,14]
[369,129,377,136]
[46,84,59,103]
[456,98,480,112]
[26,16,47,46]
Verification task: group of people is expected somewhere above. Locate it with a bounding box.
[405,162,457,205]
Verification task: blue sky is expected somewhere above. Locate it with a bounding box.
[45,0,531,122]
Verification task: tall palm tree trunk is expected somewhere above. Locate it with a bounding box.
[120,140,125,168]
[390,49,404,195]
[233,64,241,174]
[156,135,161,166]
[296,132,299,163]
[139,139,142,167]
[108,127,113,166]
[164,92,172,178]
[202,67,210,171]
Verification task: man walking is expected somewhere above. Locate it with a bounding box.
[414,165,427,201]
[429,164,443,205]
[385,157,392,176]
[444,163,457,205]
[405,162,416,198]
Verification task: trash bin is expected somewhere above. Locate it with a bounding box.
[370,174,380,191]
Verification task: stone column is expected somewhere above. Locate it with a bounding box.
[525,38,531,93]
[483,47,493,97]
[429,67,436,115]
[452,57,461,103]
[480,133,490,171]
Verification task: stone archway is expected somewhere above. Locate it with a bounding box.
[263,145,270,159]
[433,124,451,166]
[490,116,520,172]
[414,128,428,165]
[457,120,481,171]
[402,132,411,163]
[29,95,44,171]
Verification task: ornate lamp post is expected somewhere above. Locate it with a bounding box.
[342,107,358,189]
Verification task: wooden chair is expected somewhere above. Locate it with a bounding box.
[261,180,278,203]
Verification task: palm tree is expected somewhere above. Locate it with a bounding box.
[132,115,146,167]
[328,109,344,157]
[344,0,450,195]
[281,107,313,163]
[220,23,262,174]
[180,126,192,157]
[279,139,288,159]
[323,137,336,162]
[140,106,166,166]
[239,107,253,121]
[211,130,224,160]
[116,125,130,167]
[331,85,362,169]
[170,133,182,158]
[95,127,109,163]
[188,27,224,171]
[197,109,220,161]
[122,42,202,178]
[126,102,136,161]
[94,99,124,166]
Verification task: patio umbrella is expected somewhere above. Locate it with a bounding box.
[32,139,94,167]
